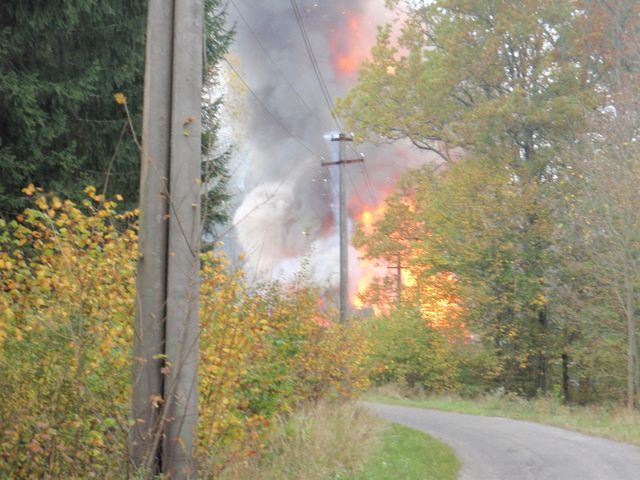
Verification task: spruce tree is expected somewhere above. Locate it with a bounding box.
[0,0,232,227]
[0,0,146,215]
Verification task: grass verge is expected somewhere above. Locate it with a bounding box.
[366,385,640,446]
[346,423,459,480]
[216,399,460,480]
[217,401,384,480]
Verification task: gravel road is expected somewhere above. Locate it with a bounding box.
[362,402,640,480]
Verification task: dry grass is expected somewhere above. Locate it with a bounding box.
[217,401,386,480]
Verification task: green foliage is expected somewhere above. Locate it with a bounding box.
[365,302,500,396]
[0,0,233,230]
[339,0,608,398]
[365,306,459,392]
[416,159,560,394]
[548,100,640,405]
[0,0,146,216]
[338,0,593,164]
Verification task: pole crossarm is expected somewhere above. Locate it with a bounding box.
[321,158,364,167]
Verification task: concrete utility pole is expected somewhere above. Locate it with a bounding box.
[324,133,362,323]
[131,0,203,478]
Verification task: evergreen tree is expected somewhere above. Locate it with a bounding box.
[202,0,234,232]
[0,0,146,215]
[0,0,233,228]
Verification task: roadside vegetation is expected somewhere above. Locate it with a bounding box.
[0,194,370,477]
[349,423,459,480]
[218,401,382,480]
[217,400,459,480]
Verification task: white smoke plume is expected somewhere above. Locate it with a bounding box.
[221,0,434,297]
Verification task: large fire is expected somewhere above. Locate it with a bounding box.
[330,12,373,77]
[322,6,464,336]
[352,204,387,312]
[350,195,466,338]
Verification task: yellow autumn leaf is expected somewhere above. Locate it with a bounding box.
[22,184,36,196]
[35,196,48,210]
[114,92,127,105]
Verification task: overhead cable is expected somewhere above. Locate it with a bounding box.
[223,58,325,161]
[230,0,330,130]
[289,0,344,132]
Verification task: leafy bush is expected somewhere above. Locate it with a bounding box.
[364,305,499,396]
[0,188,370,478]
[198,264,371,475]
[365,306,459,392]
[0,187,135,478]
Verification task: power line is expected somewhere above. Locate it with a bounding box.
[346,142,378,205]
[290,0,343,132]
[359,161,379,205]
[229,0,330,131]
[345,167,366,207]
[224,58,325,161]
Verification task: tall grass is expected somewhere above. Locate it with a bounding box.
[215,401,385,480]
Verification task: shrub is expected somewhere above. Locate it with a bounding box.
[365,306,459,393]
[364,305,500,396]
[0,188,371,478]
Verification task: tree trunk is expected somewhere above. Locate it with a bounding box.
[626,289,636,412]
[538,308,548,394]
[562,352,570,404]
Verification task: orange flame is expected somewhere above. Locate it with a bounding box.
[360,205,386,234]
[314,296,332,327]
[350,194,468,341]
[401,269,416,288]
[418,272,464,332]
[331,12,371,76]
[352,204,387,311]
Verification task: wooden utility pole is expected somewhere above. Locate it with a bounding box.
[323,133,362,323]
[388,254,404,306]
[131,0,203,478]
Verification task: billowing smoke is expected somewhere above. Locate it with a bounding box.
[222,0,432,297]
